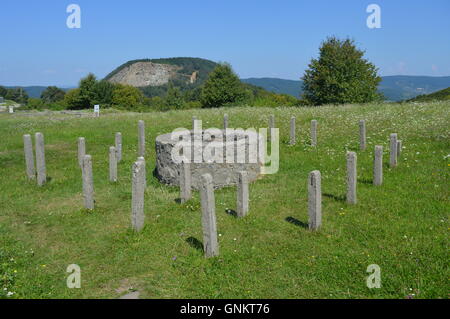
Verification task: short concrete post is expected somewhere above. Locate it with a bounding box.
[311,120,317,147]
[192,116,197,131]
[77,137,86,168]
[138,120,145,157]
[223,114,228,130]
[346,151,357,204]
[82,155,94,210]
[397,140,402,157]
[390,133,398,168]
[200,173,219,258]
[180,162,192,203]
[138,156,146,188]
[109,146,117,182]
[23,134,35,180]
[131,160,145,232]
[359,120,367,151]
[290,116,296,145]
[373,145,383,186]
[236,171,249,217]
[115,132,122,162]
[308,170,321,230]
[35,132,46,186]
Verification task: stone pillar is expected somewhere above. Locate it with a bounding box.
[115,132,122,163]
[308,170,321,230]
[23,134,35,180]
[359,120,367,151]
[180,162,192,203]
[35,132,46,186]
[290,116,296,145]
[131,160,145,232]
[236,171,249,218]
[192,116,197,131]
[397,140,402,157]
[77,137,86,168]
[82,155,94,210]
[390,133,398,168]
[223,114,228,130]
[311,120,317,147]
[138,120,145,157]
[346,151,357,204]
[138,156,146,188]
[109,146,117,182]
[374,145,383,186]
[200,173,219,258]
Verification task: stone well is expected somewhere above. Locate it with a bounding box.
[155,130,263,189]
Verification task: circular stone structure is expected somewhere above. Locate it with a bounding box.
[155,130,263,189]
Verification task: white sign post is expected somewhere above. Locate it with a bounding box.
[94,105,100,117]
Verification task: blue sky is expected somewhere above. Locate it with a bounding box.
[1,0,449,86]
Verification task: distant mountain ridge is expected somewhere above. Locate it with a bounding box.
[242,76,450,101]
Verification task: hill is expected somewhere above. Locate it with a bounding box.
[104,57,219,97]
[241,76,450,101]
[407,87,450,102]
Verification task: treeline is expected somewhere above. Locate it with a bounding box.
[0,86,29,104]
[20,64,300,111]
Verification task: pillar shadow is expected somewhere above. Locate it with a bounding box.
[358,178,373,185]
[186,237,203,252]
[285,217,308,229]
[225,209,237,218]
[323,193,346,202]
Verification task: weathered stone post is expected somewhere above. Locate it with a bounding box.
[115,132,122,162]
[82,155,94,210]
[138,120,145,157]
[77,137,86,168]
[311,120,317,147]
[236,171,249,217]
[390,133,398,168]
[23,134,35,180]
[35,132,46,186]
[192,116,197,131]
[131,160,145,232]
[290,116,296,145]
[346,151,357,204]
[180,162,192,203]
[223,114,228,130]
[109,146,117,182]
[308,170,321,230]
[138,156,146,188]
[397,140,402,157]
[200,173,219,258]
[359,120,367,151]
[374,145,383,186]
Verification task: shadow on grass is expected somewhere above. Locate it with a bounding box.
[186,237,203,252]
[323,193,346,202]
[285,217,308,229]
[225,209,237,218]
[358,178,373,185]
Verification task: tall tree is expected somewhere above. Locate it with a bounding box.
[200,63,245,108]
[40,86,66,103]
[301,37,382,105]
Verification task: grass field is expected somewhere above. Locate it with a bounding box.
[0,101,448,299]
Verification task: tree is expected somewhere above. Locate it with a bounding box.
[5,88,28,104]
[0,86,7,98]
[200,63,245,108]
[165,83,184,109]
[93,80,115,106]
[41,86,66,103]
[301,37,382,105]
[111,84,144,109]
[78,73,98,108]
[64,88,84,110]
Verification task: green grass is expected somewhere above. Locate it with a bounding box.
[0,102,448,299]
